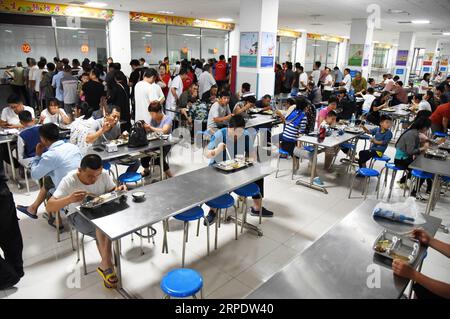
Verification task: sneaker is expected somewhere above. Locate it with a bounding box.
[250,207,274,218]
[313,177,324,186]
[398,182,409,190]
[203,210,217,226]
[415,194,429,202]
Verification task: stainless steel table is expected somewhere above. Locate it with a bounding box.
[86,137,180,181]
[247,200,442,299]
[296,132,362,194]
[409,154,450,216]
[76,163,272,298]
[0,134,18,185]
[245,114,278,129]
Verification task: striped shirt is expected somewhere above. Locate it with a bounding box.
[281,109,307,142]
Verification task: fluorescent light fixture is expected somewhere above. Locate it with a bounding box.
[217,18,233,22]
[193,19,201,24]
[78,30,86,34]
[157,10,174,15]
[145,34,152,37]
[443,32,450,36]
[182,33,199,37]
[295,29,306,32]
[5,30,12,33]
[411,20,430,24]
[312,44,320,47]
[84,2,107,8]
[72,35,78,38]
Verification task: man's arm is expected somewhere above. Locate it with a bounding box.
[30,150,58,181]
[442,116,449,131]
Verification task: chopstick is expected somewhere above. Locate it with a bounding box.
[225,146,232,161]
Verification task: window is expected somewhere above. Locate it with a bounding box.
[201,29,228,61]
[130,23,167,66]
[277,36,296,63]
[371,46,389,69]
[305,39,340,72]
[168,26,200,64]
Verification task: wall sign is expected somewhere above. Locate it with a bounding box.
[348,44,364,66]
[395,50,409,66]
[260,32,276,68]
[21,42,31,53]
[239,32,258,68]
[145,45,152,54]
[80,44,89,53]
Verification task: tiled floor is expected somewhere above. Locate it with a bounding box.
[1,139,449,299]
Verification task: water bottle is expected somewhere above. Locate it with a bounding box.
[318,125,326,143]
[350,113,356,127]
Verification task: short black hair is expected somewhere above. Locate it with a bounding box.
[367,87,375,94]
[37,60,46,69]
[47,62,55,72]
[242,95,256,104]
[262,94,271,100]
[48,98,59,107]
[130,59,140,67]
[344,68,351,73]
[339,88,347,95]
[229,114,245,128]
[397,81,403,87]
[219,55,225,60]
[7,93,22,104]
[286,98,296,106]
[39,123,60,142]
[179,67,188,76]
[328,95,338,104]
[327,110,337,118]
[380,114,392,123]
[295,62,301,69]
[315,61,322,68]
[90,68,101,79]
[218,91,231,98]
[143,68,158,78]
[242,82,251,92]
[18,110,33,123]
[64,64,72,72]
[148,102,162,113]
[80,154,103,170]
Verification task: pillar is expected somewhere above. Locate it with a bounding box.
[295,33,307,66]
[393,32,415,83]
[237,0,279,98]
[108,10,132,76]
[421,39,440,77]
[347,19,374,78]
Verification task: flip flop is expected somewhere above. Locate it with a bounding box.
[48,216,65,231]
[97,267,118,289]
[16,205,38,219]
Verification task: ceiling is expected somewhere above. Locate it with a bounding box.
[36,0,450,45]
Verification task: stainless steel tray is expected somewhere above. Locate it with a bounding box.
[213,159,253,172]
[373,229,420,264]
[424,149,448,160]
[106,138,128,146]
[80,190,127,209]
[344,127,364,134]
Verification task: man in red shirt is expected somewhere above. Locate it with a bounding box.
[215,55,228,90]
[182,67,195,92]
[430,102,450,133]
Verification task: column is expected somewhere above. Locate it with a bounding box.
[347,19,374,78]
[295,33,307,66]
[237,0,279,98]
[108,11,132,76]
[337,39,348,70]
[393,32,415,83]
[420,38,440,78]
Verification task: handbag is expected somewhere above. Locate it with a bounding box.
[128,120,148,148]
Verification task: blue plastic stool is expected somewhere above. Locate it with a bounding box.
[167,207,209,267]
[409,169,434,198]
[381,163,406,201]
[118,171,144,186]
[348,168,381,200]
[195,130,212,148]
[234,183,262,229]
[206,194,237,250]
[358,134,371,150]
[433,131,447,138]
[369,155,391,168]
[276,148,291,178]
[161,268,203,299]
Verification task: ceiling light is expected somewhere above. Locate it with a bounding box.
[387,9,407,14]
[295,29,306,32]
[217,18,233,23]
[443,32,450,36]
[4,30,12,33]
[78,30,86,34]
[193,19,201,24]
[182,33,199,37]
[310,23,323,26]
[145,34,152,37]
[157,10,174,15]
[84,2,108,8]
[411,20,430,24]
[72,35,78,38]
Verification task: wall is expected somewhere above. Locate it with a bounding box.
[108,10,132,76]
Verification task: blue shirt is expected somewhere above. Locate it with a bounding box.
[52,71,64,102]
[30,140,82,187]
[207,128,255,165]
[369,127,393,154]
[334,70,343,83]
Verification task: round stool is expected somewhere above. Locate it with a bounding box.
[161,268,203,299]
[206,194,237,250]
[433,131,447,138]
[169,207,209,267]
[234,183,261,228]
[381,163,405,201]
[276,148,291,178]
[369,155,391,168]
[348,168,381,200]
[118,172,144,186]
[410,169,434,198]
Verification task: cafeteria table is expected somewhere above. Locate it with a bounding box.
[247,199,442,299]
[409,153,450,218]
[86,136,180,181]
[245,113,279,129]
[0,133,19,187]
[296,131,363,194]
[76,163,273,298]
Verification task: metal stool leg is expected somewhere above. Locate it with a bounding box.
[275,154,281,178]
[196,219,200,237]
[76,231,80,263]
[234,205,238,240]
[240,198,247,234]
[376,176,381,199]
[81,234,87,275]
[140,229,144,255]
[56,211,61,243]
[383,167,389,188]
[388,170,398,201]
[348,172,356,198]
[204,216,210,255]
[214,209,220,250]
[364,177,370,200]
[181,221,187,267]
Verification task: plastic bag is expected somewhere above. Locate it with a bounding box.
[372,197,426,225]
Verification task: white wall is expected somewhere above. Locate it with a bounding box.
[229,24,240,57]
[108,10,132,76]
[295,34,307,66]
[337,39,348,70]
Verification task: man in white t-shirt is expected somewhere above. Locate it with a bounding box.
[0,93,35,129]
[311,61,322,87]
[340,68,352,92]
[299,66,308,91]
[411,94,432,112]
[418,73,431,96]
[46,154,126,289]
[165,68,188,117]
[134,68,165,124]
[383,74,395,92]
[322,67,334,101]
[359,87,377,113]
[198,64,217,97]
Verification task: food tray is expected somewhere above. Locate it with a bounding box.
[383,107,396,112]
[262,110,274,115]
[344,127,364,134]
[424,149,448,160]
[80,190,127,209]
[107,138,128,146]
[213,159,253,172]
[147,133,160,141]
[373,229,420,264]
[438,142,450,152]
[249,108,262,114]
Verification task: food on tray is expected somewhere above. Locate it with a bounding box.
[374,239,392,253]
[383,107,396,112]
[389,252,410,262]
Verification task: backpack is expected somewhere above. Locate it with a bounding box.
[128,120,148,148]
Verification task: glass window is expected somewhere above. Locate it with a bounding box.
[314,40,328,65]
[305,39,315,72]
[55,16,107,64]
[201,29,228,61]
[371,46,389,69]
[130,22,167,66]
[277,36,295,63]
[326,42,339,69]
[0,24,56,67]
[167,26,200,64]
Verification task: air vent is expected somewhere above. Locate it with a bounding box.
[311,23,323,26]
[398,21,412,24]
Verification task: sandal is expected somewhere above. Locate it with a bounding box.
[16,205,38,219]
[97,267,118,288]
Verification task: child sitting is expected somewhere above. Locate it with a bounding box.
[16,110,41,168]
[358,115,393,168]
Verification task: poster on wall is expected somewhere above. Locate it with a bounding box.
[239,32,258,68]
[260,32,276,68]
[348,44,364,66]
[396,50,409,66]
